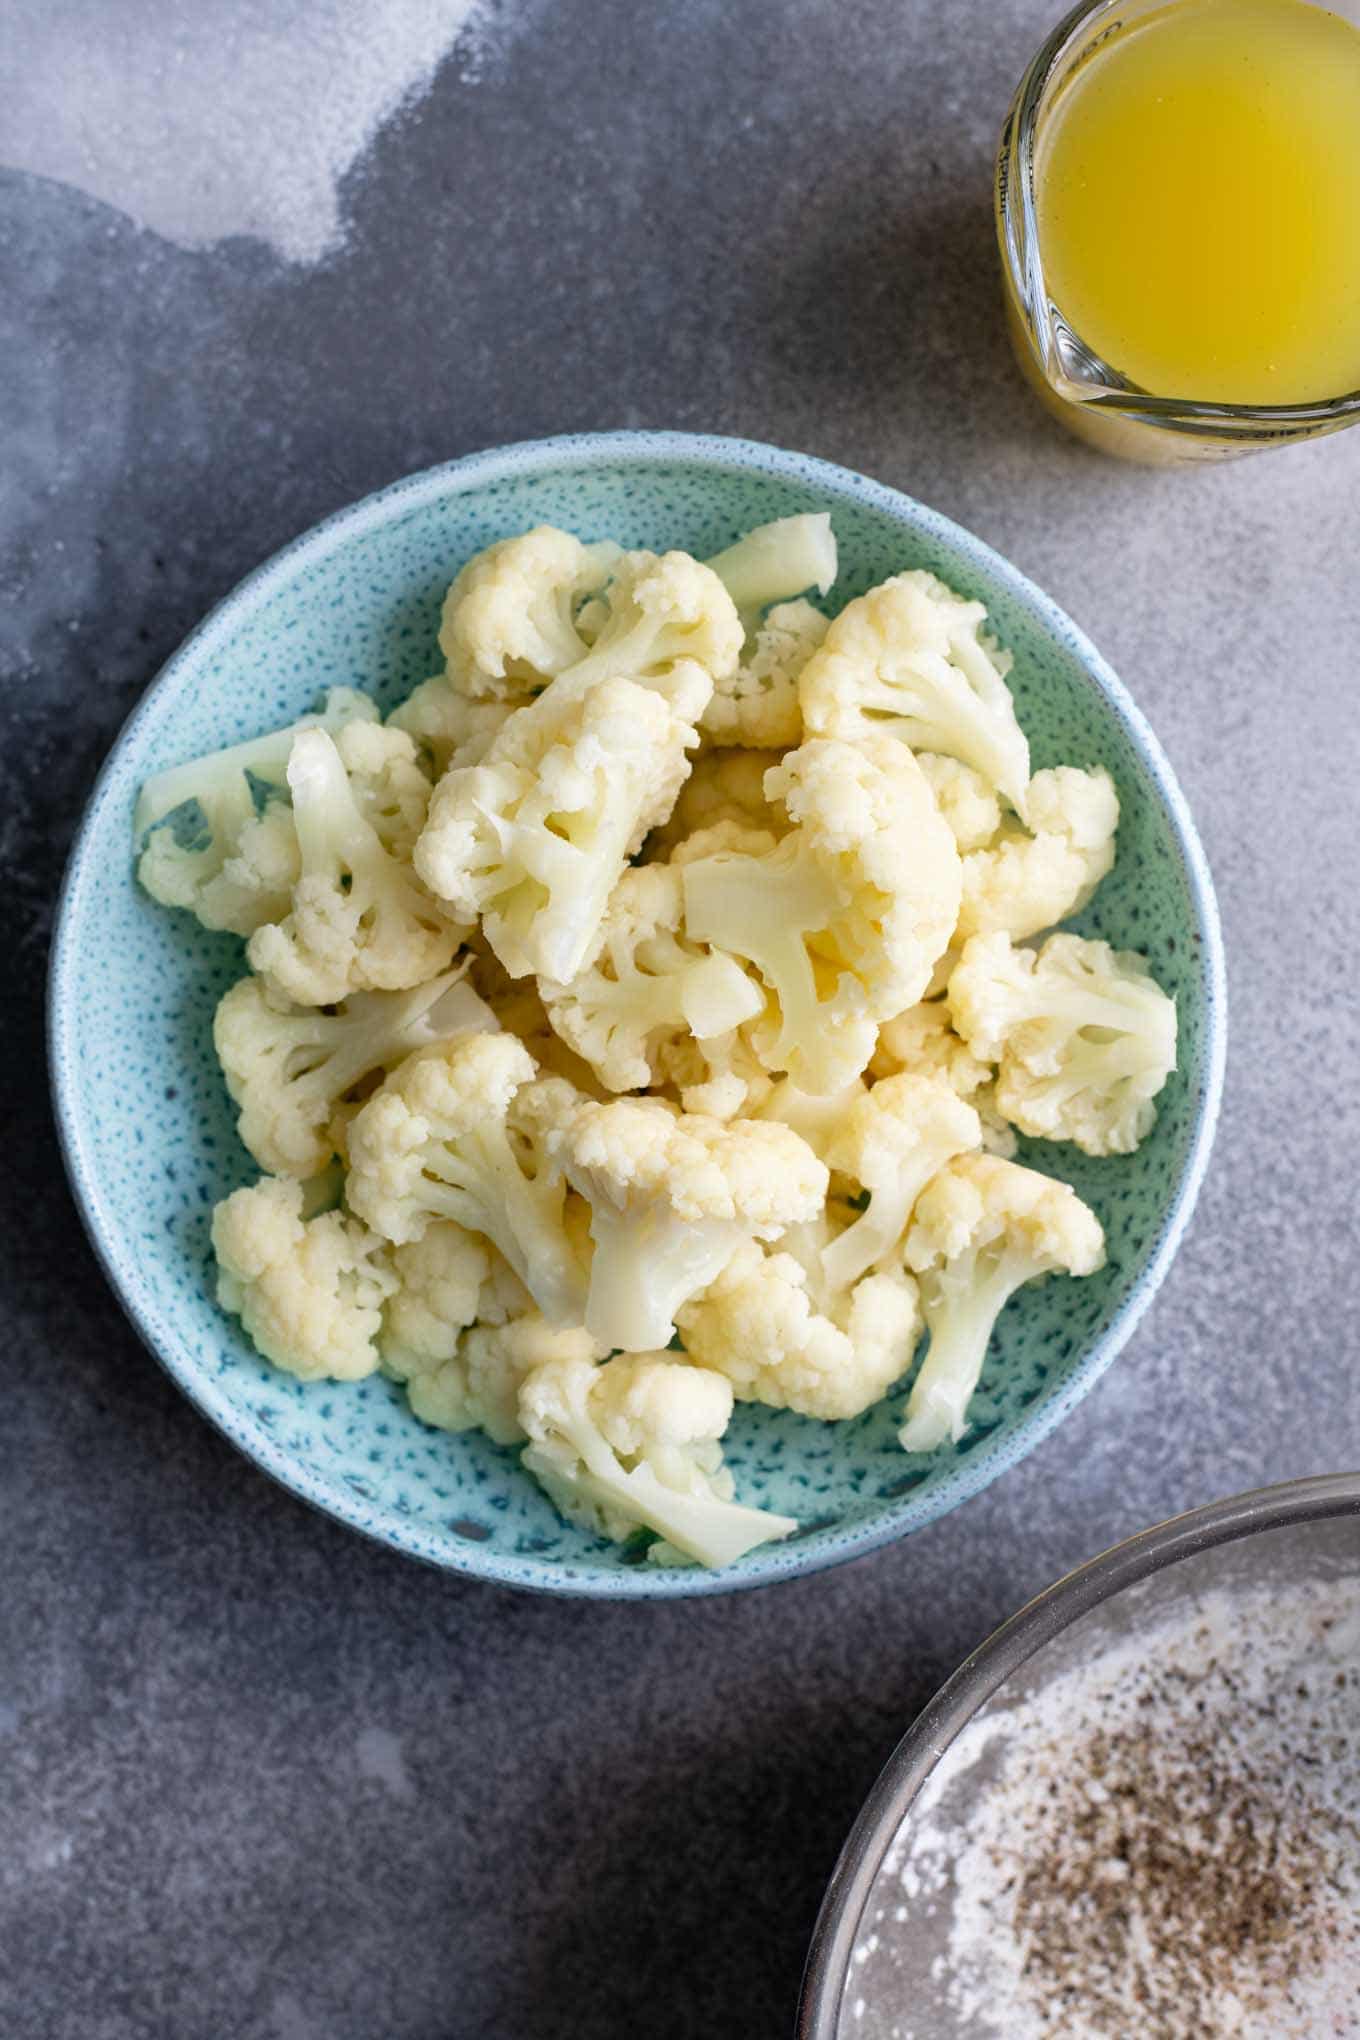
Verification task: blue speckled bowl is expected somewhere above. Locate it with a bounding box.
[48,433,1225,1598]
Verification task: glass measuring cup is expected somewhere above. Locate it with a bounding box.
[996,0,1360,462]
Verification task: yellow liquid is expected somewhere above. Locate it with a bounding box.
[1036,0,1360,405]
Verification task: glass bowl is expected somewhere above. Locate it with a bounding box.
[799,1472,1360,2033]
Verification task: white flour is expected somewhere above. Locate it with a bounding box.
[3,0,514,262]
[858,1578,1360,2039]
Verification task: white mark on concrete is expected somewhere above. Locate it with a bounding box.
[2,0,513,263]
[354,1724,416,1803]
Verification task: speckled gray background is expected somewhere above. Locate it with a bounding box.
[4,2,1359,2035]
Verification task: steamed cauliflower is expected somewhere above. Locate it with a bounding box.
[415,669,708,984]
[248,728,462,1006]
[388,681,516,778]
[699,599,828,749]
[214,967,497,1178]
[554,1097,829,1351]
[437,525,623,701]
[518,1350,797,1567]
[681,734,962,1093]
[949,930,1177,1156]
[540,863,763,1095]
[957,766,1119,943]
[821,1073,982,1290]
[705,511,837,629]
[135,687,378,934]
[212,1176,397,1381]
[381,1228,603,1444]
[651,745,786,855]
[345,1031,590,1326]
[800,571,1030,816]
[900,1153,1105,1451]
[138,512,1170,1568]
[677,1216,921,1421]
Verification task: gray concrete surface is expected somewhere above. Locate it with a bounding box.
[4,2,1359,2035]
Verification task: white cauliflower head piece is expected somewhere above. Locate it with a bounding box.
[388,680,517,779]
[554,1097,829,1352]
[415,671,707,984]
[821,1073,983,1290]
[677,1220,921,1422]
[345,1032,590,1326]
[134,687,378,933]
[247,728,463,1006]
[381,1228,603,1444]
[553,548,744,704]
[540,863,763,1095]
[948,931,1177,1156]
[518,1350,798,1569]
[800,571,1030,816]
[212,1176,397,1382]
[915,753,1003,854]
[958,765,1119,943]
[872,998,992,1093]
[699,599,828,750]
[438,525,623,701]
[680,734,963,1094]
[214,967,497,1179]
[899,1152,1105,1452]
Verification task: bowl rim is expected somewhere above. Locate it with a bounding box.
[47,428,1227,1600]
[796,1469,1360,2035]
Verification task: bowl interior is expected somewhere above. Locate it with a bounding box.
[828,1509,1360,2036]
[49,435,1222,1595]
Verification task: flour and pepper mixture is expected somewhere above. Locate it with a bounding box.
[852,1578,1360,2040]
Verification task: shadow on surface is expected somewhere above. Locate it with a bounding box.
[496,1679,948,2040]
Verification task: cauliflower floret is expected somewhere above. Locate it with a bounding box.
[554,1097,829,1351]
[700,599,829,749]
[705,512,837,629]
[388,680,517,778]
[871,1006,1021,1161]
[800,571,1030,816]
[821,1074,983,1290]
[415,670,707,984]
[540,863,763,1094]
[134,687,378,933]
[680,734,962,1094]
[184,803,303,937]
[212,1175,397,1382]
[915,754,1002,854]
[948,931,1178,1157]
[335,719,435,860]
[213,968,496,1179]
[381,1228,603,1443]
[518,1350,798,1569]
[648,746,786,857]
[957,766,1119,943]
[899,1152,1105,1451]
[150,720,432,937]
[872,999,991,1093]
[438,526,623,701]
[677,1217,921,1421]
[547,548,744,708]
[247,729,462,1006]
[345,1032,590,1325]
